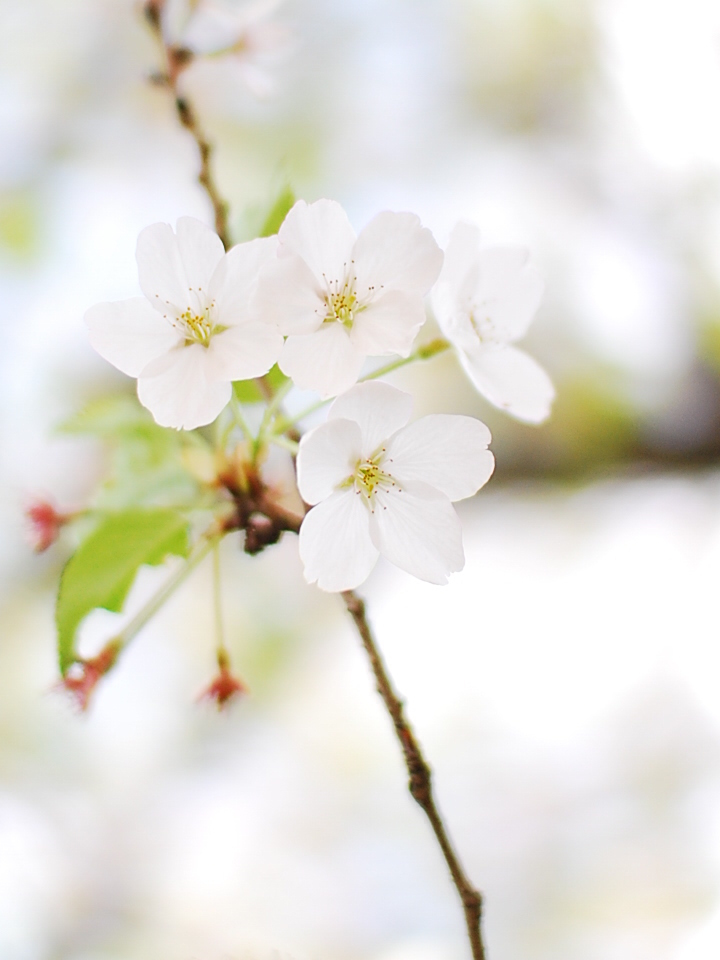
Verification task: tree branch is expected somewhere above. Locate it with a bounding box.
[342,589,487,960]
[143,1,231,249]
[172,91,231,249]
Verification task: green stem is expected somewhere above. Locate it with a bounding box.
[212,541,227,655]
[230,395,255,443]
[254,378,293,460]
[111,533,221,652]
[360,338,451,382]
[270,433,300,454]
[217,407,237,451]
[272,339,453,435]
[273,397,330,435]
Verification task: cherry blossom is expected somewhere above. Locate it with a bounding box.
[255,199,443,398]
[296,381,494,592]
[85,217,283,430]
[180,0,290,98]
[432,222,554,424]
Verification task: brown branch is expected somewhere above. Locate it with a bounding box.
[342,589,487,960]
[145,9,484,954]
[172,90,231,249]
[143,1,231,249]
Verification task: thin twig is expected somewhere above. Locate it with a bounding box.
[342,589,487,960]
[145,6,483,950]
[143,1,231,248]
[113,533,222,651]
[173,92,231,248]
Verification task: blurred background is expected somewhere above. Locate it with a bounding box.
[3,0,720,957]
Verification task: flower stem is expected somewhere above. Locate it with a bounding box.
[360,338,452,382]
[270,434,299,454]
[230,394,255,442]
[110,532,222,654]
[341,589,487,960]
[254,378,293,459]
[212,541,227,655]
[272,397,331,434]
[272,340,453,435]
[144,1,231,248]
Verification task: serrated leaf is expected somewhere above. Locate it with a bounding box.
[56,509,190,673]
[259,185,295,238]
[233,364,289,404]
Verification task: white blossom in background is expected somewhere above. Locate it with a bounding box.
[432,222,555,424]
[179,0,291,98]
[85,217,283,430]
[296,381,495,592]
[256,199,443,398]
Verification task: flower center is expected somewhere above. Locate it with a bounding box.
[351,450,400,511]
[179,308,215,347]
[468,303,498,343]
[322,269,362,329]
[325,289,357,327]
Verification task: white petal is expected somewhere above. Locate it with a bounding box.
[299,490,379,592]
[137,345,231,429]
[85,298,182,376]
[439,310,481,355]
[278,199,356,284]
[350,290,427,357]
[136,222,188,313]
[472,247,544,343]
[352,211,443,298]
[203,322,283,381]
[254,254,326,334]
[329,382,413,456]
[461,344,555,424]
[296,418,362,505]
[136,219,224,317]
[369,483,464,585]
[385,415,494,502]
[280,325,365,398]
[175,216,226,290]
[209,235,278,325]
[436,222,482,299]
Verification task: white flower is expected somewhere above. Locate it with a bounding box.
[432,222,554,424]
[85,217,283,430]
[255,199,444,399]
[180,0,291,98]
[296,381,494,592]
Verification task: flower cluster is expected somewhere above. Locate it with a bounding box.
[85,199,553,591]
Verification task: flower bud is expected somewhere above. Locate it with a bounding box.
[26,500,71,553]
[60,640,122,712]
[198,650,247,710]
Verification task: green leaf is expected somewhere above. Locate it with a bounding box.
[60,394,203,510]
[56,509,190,673]
[259,185,295,237]
[233,364,289,404]
[59,393,152,435]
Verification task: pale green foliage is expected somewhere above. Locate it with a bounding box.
[60,394,204,510]
[260,184,295,238]
[56,508,190,672]
[232,363,289,404]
